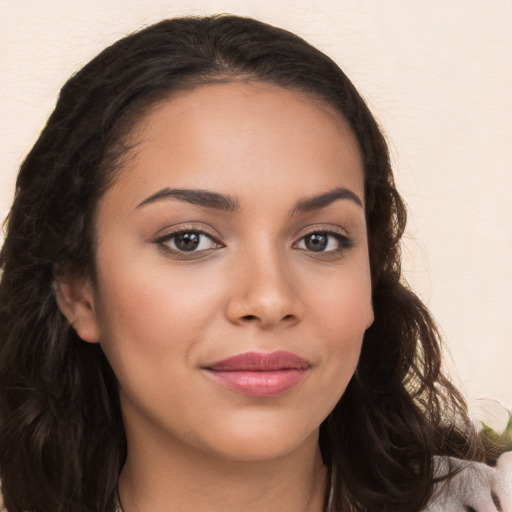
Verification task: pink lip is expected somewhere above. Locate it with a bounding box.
[203,351,310,398]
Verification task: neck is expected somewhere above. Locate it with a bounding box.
[117,428,328,512]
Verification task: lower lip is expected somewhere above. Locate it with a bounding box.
[205,369,308,397]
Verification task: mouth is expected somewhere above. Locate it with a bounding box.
[202,351,311,398]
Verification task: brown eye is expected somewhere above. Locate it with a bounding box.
[157,230,220,253]
[294,230,354,254]
[174,232,201,251]
[304,233,328,252]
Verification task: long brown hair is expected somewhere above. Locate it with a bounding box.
[0,15,483,512]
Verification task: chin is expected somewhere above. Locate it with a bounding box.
[196,415,322,463]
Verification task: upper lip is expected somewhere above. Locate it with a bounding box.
[205,350,311,371]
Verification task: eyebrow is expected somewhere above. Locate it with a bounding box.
[136,186,363,213]
[290,187,363,214]
[136,188,240,211]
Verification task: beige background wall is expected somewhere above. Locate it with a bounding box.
[1,0,511,418]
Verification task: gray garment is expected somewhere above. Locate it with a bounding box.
[423,452,512,511]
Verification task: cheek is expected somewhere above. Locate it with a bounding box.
[310,263,372,340]
[305,261,372,388]
[92,254,228,370]
[91,258,231,432]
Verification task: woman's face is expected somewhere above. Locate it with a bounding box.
[74,82,373,462]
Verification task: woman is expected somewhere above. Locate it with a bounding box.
[0,14,509,512]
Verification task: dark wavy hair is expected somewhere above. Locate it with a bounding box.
[0,14,484,512]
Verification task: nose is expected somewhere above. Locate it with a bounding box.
[225,247,304,329]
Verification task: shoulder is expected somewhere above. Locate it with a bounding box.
[423,452,512,511]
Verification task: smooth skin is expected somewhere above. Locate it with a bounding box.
[56,82,374,512]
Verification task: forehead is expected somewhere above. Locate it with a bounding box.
[105,81,364,208]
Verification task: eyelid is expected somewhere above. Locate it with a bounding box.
[295,224,352,241]
[152,224,225,256]
[151,223,354,258]
[155,227,222,242]
[293,225,355,253]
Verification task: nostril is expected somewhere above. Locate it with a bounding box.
[239,313,295,323]
[492,491,503,511]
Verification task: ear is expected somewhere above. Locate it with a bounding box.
[365,304,375,330]
[53,275,101,343]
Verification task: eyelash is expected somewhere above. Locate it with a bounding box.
[294,228,354,255]
[154,227,354,258]
[154,228,224,258]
